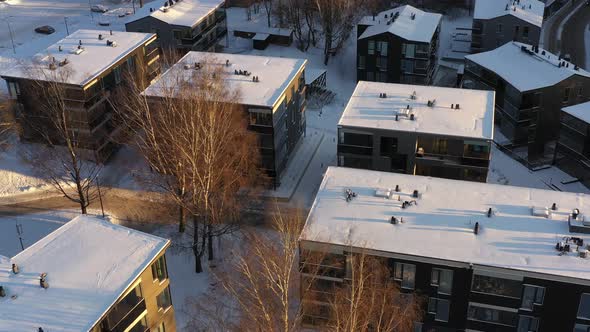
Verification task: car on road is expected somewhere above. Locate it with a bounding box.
[34,25,55,34]
[90,4,108,12]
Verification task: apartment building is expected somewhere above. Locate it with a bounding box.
[300,166,590,331]
[0,215,176,332]
[337,81,494,182]
[554,101,590,189]
[143,52,307,188]
[464,42,590,159]
[126,0,227,55]
[356,5,441,85]
[1,29,160,162]
[471,0,544,53]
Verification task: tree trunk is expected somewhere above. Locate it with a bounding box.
[208,230,214,261]
[193,216,204,273]
[80,202,87,214]
[324,27,332,65]
[178,205,185,233]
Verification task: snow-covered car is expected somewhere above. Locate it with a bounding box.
[90,4,108,13]
[34,25,56,34]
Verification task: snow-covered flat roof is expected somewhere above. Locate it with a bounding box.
[127,0,224,27]
[563,102,590,124]
[143,52,306,108]
[474,0,544,27]
[302,167,590,282]
[0,215,169,332]
[1,29,156,87]
[338,81,494,140]
[466,42,590,92]
[358,5,442,43]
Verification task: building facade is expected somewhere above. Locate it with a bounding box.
[0,215,176,332]
[300,166,590,331]
[143,53,307,188]
[554,102,590,189]
[356,5,441,85]
[471,0,543,53]
[464,42,590,159]
[337,81,494,182]
[125,0,227,55]
[1,29,160,162]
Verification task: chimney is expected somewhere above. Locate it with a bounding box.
[474,222,479,235]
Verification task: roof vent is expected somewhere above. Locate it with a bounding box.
[70,47,84,55]
[48,62,57,70]
[225,59,230,67]
[183,64,191,70]
[345,188,357,202]
[410,13,416,20]
[0,286,5,297]
[395,114,399,121]
[98,34,103,40]
[58,58,69,67]
[551,203,557,211]
[410,91,416,100]
[573,208,581,220]
[150,7,153,12]
[412,190,419,198]
[40,273,49,289]
[487,208,493,218]
[375,188,391,198]
[455,103,460,109]
[379,92,387,98]
[195,62,202,70]
[252,76,260,82]
[474,222,479,235]
[427,99,436,107]
[11,264,19,274]
[394,185,400,192]
[401,200,417,209]
[106,40,117,47]
[410,114,415,121]
[532,206,550,218]
[79,39,82,46]
[390,216,403,224]
[58,45,62,52]
[580,250,588,258]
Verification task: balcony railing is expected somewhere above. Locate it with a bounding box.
[415,152,489,169]
[338,144,373,156]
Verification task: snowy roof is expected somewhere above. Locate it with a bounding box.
[474,0,544,27]
[466,42,590,92]
[0,215,169,332]
[338,81,494,140]
[143,52,307,108]
[563,102,590,124]
[301,167,590,283]
[127,0,224,27]
[358,5,442,42]
[0,29,156,87]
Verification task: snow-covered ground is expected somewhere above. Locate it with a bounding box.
[437,8,472,66]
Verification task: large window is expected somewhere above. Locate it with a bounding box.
[521,285,545,310]
[358,55,366,69]
[467,303,518,327]
[156,286,173,311]
[340,132,373,147]
[564,87,571,103]
[376,56,388,70]
[368,40,375,55]
[471,274,522,298]
[394,262,416,289]
[578,293,590,319]
[377,41,388,56]
[523,26,529,38]
[249,111,272,126]
[428,297,450,322]
[497,24,503,33]
[151,255,168,282]
[431,268,453,295]
[380,137,398,157]
[517,315,539,332]
[402,43,415,58]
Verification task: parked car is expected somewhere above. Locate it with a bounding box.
[34,25,55,34]
[90,4,108,12]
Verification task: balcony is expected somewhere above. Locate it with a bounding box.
[216,10,226,22]
[101,290,147,332]
[415,152,489,169]
[338,144,373,156]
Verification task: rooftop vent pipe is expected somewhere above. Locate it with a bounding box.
[226,59,230,66]
[58,45,62,52]
[0,286,5,297]
[11,264,19,274]
[487,208,492,218]
[412,190,419,198]
[395,185,400,192]
[573,208,580,220]
[79,40,82,46]
[40,273,49,289]
[551,203,557,211]
[410,114,415,121]
[474,222,479,235]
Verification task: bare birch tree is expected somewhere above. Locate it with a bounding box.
[20,68,102,214]
[315,0,363,65]
[328,253,423,332]
[116,57,262,273]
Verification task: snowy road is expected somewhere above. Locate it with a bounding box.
[543,0,589,68]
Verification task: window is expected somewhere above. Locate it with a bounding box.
[173,29,183,40]
[376,56,388,70]
[377,41,388,56]
[156,286,172,311]
[155,322,166,332]
[401,60,414,73]
[521,285,545,310]
[514,26,520,36]
[576,323,590,332]
[126,56,136,72]
[431,268,453,294]
[376,72,387,82]
[7,81,20,98]
[380,137,398,157]
[368,40,375,55]
[497,24,503,33]
[432,139,448,155]
[402,43,415,58]
[578,293,590,319]
[467,303,518,327]
[340,132,373,147]
[152,255,168,282]
[366,71,374,81]
[471,274,522,298]
[517,315,539,332]
[358,55,366,69]
[564,87,571,103]
[578,85,584,97]
[523,26,529,38]
[394,262,416,289]
[428,297,450,322]
[415,60,427,70]
[249,111,272,126]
